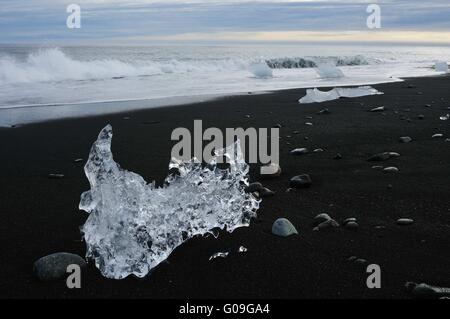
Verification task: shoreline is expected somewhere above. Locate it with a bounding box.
[1,74,449,298]
[6,73,444,128]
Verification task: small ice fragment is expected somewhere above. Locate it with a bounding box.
[439,114,449,121]
[238,246,248,253]
[209,252,229,260]
[370,106,385,112]
[299,86,382,104]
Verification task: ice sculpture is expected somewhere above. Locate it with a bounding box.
[299,86,383,104]
[79,125,259,279]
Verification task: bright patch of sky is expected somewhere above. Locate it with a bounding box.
[1,0,449,44]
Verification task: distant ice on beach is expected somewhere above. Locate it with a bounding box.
[249,62,273,78]
[315,63,345,79]
[299,86,383,104]
[1,44,450,124]
[435,61,449,72]
[79,125,259,279]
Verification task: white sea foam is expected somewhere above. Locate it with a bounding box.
[0,45,449,125]
[0,48,157,84]
[0,48,373,86]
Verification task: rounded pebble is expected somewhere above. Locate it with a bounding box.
[396,218,414,226]
[272,218,298,237]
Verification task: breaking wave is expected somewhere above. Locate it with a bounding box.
[265,55,371,69]
[0,48,374,85]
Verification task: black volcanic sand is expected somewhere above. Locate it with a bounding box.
[1,76,450,299]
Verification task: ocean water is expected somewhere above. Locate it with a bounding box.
[0,44,449,126]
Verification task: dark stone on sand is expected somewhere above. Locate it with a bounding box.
[406,282,436,298]
[290,174,312,189]
[405,282,450,299]
[354,258,367,265]
[245,182,264,193]
[313,213,332,226]
[317,108,330,115]
[314,219,339,231]
[259,187,275,198]
[397,218,414,226]
[417,114,425,119]
[48,173,64,179]
[33,252,86,282]
[272,218,298,237]
[333,153,343,160]
[367,152,400,162]
[399,136,412,143]
[345,221,359,230]
[290,148,309,155]
[343,217,357,225]
[273,123,282,128]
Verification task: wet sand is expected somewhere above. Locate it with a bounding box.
[0,75,449,298]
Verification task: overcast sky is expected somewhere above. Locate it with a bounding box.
[1,0,450,44]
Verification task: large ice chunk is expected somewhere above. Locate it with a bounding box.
[299,86,383,104]
[79,125,259,279]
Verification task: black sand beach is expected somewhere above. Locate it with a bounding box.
[1,75,449,299]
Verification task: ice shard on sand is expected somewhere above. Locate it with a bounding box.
[79,125,259,279]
